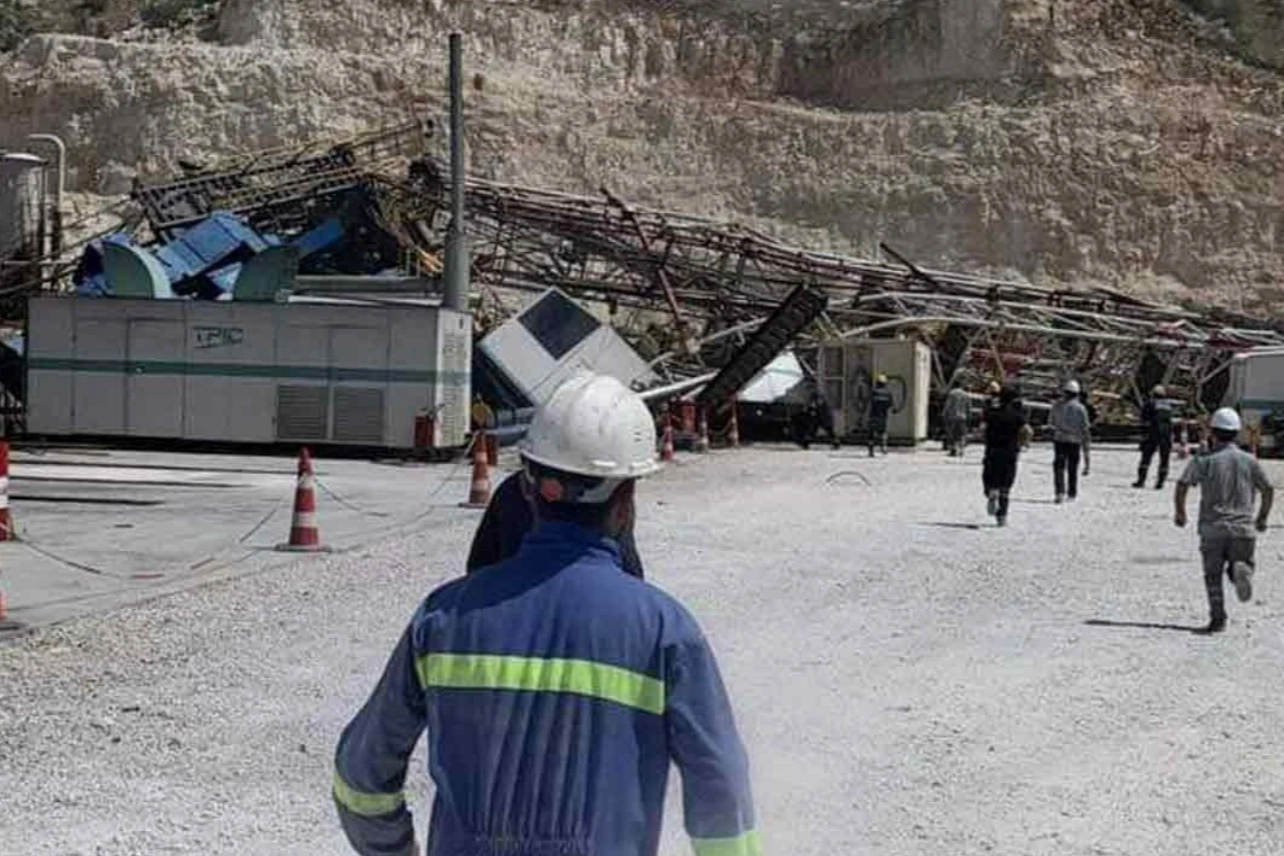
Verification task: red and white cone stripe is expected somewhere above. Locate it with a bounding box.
[0,440,12,542]
[462,433,492,508]
[278,448,327,552]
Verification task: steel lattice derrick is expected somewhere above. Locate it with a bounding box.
[388,158,1284,418]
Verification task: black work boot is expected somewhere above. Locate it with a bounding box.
[1200,614,1227,635]
[1133,468,1147,488]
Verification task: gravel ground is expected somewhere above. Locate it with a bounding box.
[2,442,1283,856]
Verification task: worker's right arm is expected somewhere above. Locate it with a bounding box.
[665,629,760,856]
[334,627,427,856]
[1174,456,1204,528]
[1252,458,1274,531]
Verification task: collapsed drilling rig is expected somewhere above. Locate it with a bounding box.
[4,120,1284,438]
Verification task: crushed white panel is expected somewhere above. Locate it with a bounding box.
[738,352,807,404]
[479,288,654,406]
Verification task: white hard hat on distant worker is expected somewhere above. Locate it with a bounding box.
[1064,379,1081,395]
[1211,407,1242,434]
[1153,384,1165,397]
[520,371,660,504]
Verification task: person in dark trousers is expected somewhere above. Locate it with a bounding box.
[1175,407,1275,634]
[982,384,1031,527]
[1136,384,1176,489]
[1049,379,1092,503]
[867,373,893,457]
[334,372,758,856]
[790,400,815,449]
[467,470,645,578]
[796,387,840,450]
[942,383,972,456]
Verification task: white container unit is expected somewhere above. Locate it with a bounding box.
[816,338,931,444]
[1226,347,1284,452]
[26,296,472,449]
[479,288,654,406]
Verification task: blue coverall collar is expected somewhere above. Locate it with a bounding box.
[524,521,623,563]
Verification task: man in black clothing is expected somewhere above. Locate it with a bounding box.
[796,387,841,450]
[1135,384,1176,489]
[868,374,894,457]
[466,470,645,577]
[982,384,1031,527]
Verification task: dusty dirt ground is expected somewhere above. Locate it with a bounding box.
[2,441,1283,855]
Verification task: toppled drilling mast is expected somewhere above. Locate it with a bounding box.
[7,117,1284,440]
[387,157,1284,420]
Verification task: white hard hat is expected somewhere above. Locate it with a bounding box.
[1211,407,1242,433]
[1064,380,1081,395]
[520,371,660,501]
[1152,384,1165,397]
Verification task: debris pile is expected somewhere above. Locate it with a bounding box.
[7,122,1284,432]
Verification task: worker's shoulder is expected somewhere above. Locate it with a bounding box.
[417,573,473,615]
[564,569,708,644]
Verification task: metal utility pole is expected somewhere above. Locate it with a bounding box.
[442,32,469,312]
[26,134,65,262]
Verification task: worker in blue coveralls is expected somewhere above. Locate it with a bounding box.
[333,371,760,856]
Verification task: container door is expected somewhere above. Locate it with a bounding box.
[126,320,185,437]
[72,320,127,434]
[329,326,386,444]
[276,325,330,442]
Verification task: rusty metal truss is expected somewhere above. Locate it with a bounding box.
[388,158,1284,418]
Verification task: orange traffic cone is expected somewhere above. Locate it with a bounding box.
[277,448,328,552]
[696,410,710,454]
[727,401,740,448]
[462,435,492,509]
[660,413,676,463]
[0,440,12,542]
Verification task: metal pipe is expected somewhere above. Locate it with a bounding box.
[834,315,1195,349]
[442,32,469,313]
[645,317,766,369]
[639,372,718,402]
[26,134,65,260]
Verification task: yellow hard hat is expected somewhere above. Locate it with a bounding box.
[987,381,1001,395]
[876,373,888,384]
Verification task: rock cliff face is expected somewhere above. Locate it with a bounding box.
[2,0,1284,310]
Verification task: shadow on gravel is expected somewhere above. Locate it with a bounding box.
[916,522,984,531]
[1084,619,1203,634]
[1009,498,1059,505]
[1129,555,1187,565]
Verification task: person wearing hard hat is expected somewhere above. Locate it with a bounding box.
[333,371,759,856]
[942,382,972,457]
[1048,379,1092,504]
[982,383,1031,527]
[1135,384,1176,489]
[867,373,894,457]
[470,395,494,432]
[1174,407,1275,634]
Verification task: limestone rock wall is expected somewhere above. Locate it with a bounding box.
[2,0,1284,309]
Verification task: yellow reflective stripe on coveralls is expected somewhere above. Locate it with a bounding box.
[416,653,666,715]
[691,829,763,856]
[332,771,406,817]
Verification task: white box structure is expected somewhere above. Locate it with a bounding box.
[26,295,472,449]
[816,338,932,443]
